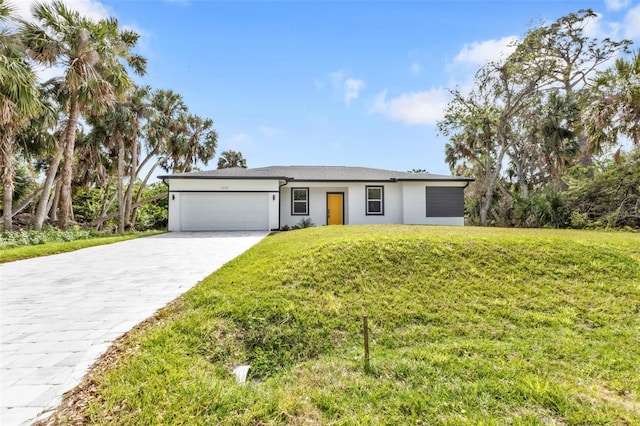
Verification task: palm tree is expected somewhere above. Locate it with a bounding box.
[164,113,218,173]
[123,85,152,228]
[217,150,247,169]
[584,51,640,151]
[132,89,186,213]
[21,0,146,229]
[0,1,42,230]
[31,80,67,230]
[85,102,132,232]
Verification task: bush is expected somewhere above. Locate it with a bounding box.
[134,182,168,231]
[565,150,640,230]
[0,225,110,249]
[280,218,315,231]
[512,190,567,228]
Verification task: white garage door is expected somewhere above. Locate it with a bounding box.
[180,192,269,231]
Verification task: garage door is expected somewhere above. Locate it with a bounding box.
[180,192,269,231]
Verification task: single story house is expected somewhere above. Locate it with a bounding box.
[159,166,473,231]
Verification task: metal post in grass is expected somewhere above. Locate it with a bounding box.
[363,315,370,372]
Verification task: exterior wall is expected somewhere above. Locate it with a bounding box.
[402,182,429,225]
[346,183,402,225]
[166,177,469,231]
[168,191,182,231]
[423,217,465,226]
[167,178,280,192]
[268,192,280,230]
[280,182,404,227]
[281,183,349,227]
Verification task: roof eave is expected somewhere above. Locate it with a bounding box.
[396,177,475,182]
[158,175,288,180]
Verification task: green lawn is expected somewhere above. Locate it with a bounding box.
[52,226,640,425]
[0,231,165,263]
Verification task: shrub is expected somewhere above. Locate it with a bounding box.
[280,218,315,231]
[565,150,640,230]
[0,225,109,249]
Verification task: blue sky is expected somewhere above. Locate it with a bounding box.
[18,0,640,175]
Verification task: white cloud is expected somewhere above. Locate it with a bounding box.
[410,63,421,75]
[260,126,281,138]
[33,63,65,84]
[454,35,520,66]
[370,88,449,126]
[14,0,112,23]
[605,0,631,11]
[14,1,150,82]
[582,12,615,40]
[66,0,112,21]
[622,5,640,39]
[344,78,365,105]
[328,70,365,105]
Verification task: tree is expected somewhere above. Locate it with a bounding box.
[123,85,152,228]
[217,150,246,169]
[85,101,133,232]
[510,9,631,163]
[439,56,546,226]
[439,9,632,226]
[21,0,146,229]
[565,150,640,229]
[163,113,218,173]
[0,1,42,230]
[584,51,640,150]
[137,90,186,187]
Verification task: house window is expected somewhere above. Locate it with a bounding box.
[366,186,384,215]
[291,188,309,215]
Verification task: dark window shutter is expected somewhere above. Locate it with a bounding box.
[426,187,464,217]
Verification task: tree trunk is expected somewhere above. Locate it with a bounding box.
[58,96,81,230]
[479,139,510,226]
[578,134,594,169]
[117,132,125,233]
[124,117,139,229]
[12,187,42,217]
[479,203,489,227]
[34,143,64,230]
[49,180,61,222]
[99,175,113,217]
[1,131,14,231]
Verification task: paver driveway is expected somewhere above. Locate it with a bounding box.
[0,231,267,425]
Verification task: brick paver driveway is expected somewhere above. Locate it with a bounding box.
[0,231,267,425]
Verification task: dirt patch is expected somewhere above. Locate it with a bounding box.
[579,382,640,415]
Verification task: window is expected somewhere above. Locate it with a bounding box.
[366,186,384,215]
[291,188,309,215]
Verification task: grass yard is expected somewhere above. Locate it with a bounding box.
[47,226,640,425]
[0,231,165,263]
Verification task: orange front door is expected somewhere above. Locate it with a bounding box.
[327,193,344,225]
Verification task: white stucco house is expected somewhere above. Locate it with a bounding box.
[159,166,473,231]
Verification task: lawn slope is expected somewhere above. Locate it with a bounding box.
[49,226,640,425]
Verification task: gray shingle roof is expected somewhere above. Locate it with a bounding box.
[159,166,473,182]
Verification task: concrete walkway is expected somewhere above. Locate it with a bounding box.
[0,231,267,426]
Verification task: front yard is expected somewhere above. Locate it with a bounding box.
[45,225,640,425]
